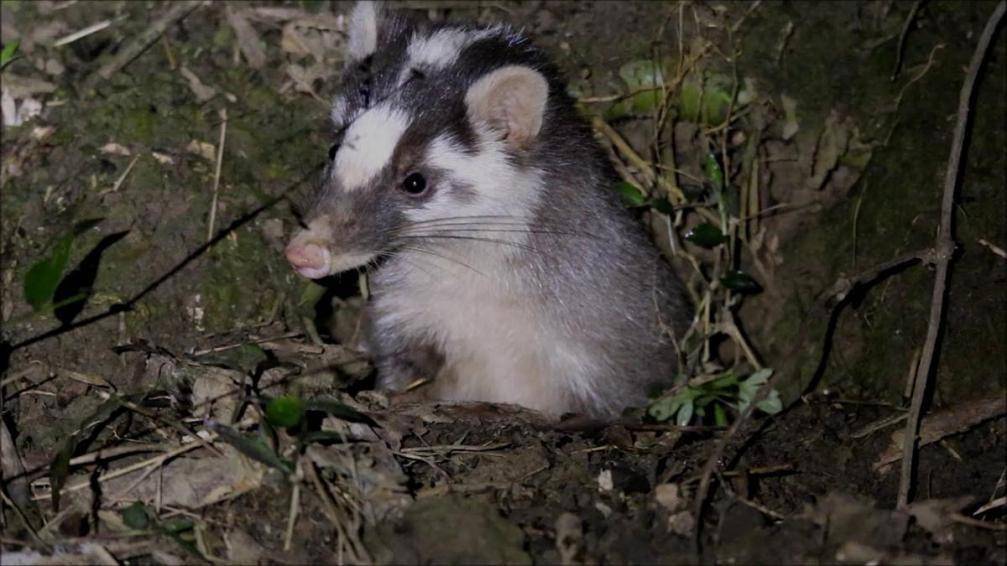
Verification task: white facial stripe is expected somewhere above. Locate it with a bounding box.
[407,29,472,69]
[407,131,541,234]
[334,105,410,191]
[347,1,379,60]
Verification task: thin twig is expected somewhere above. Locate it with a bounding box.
[284,462,302,551]
[84,1,202,90]
[0,488,48,549]
[897,0,1005,509]
[977,238,1007,260]
[974,496,1006,516]
[591,115,720,225]
[950,512,1007,531]
[99,154,141,196]
[207,108,228,243]
[190,332,304,356]
[54,16,124,48]
[891,0,923,81]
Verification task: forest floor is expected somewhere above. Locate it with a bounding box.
[2,1,1005,564]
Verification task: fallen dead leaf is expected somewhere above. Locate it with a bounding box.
[875,397,1006,469]
[1,543,119,565]
[655,482,686,511]
[225,528,268,564]
[186,139,216,161]
[1,73,57,98]
[101,445,263,508]
[62,368,115,389]
[99,142,132,156]
[31,125,55,140]
[806,110,852,190]
[280,12,344,63]
[226,7,267,69]
[179,65,216,102]
[555,512,583,565]
[906,496,974,544]
[151,151,175,165]
[190,366,241,421]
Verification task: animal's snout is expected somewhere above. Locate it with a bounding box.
[285,240,332,279]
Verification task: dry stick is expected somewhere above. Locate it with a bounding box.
[98,154,141,196]
[206,108,228,243]
[897,0,1006,509]
[54,16,124,48]
[83,1,202,91]
[974,495,1006,515]
[283,462,302,551]
[591,116,720,226]
[977,237,1007,260]
[0,488,47,549]
[890,0,923,81]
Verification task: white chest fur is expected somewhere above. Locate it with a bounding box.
[373,251,589,414]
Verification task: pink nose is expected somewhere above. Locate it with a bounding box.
[284,242,332,279]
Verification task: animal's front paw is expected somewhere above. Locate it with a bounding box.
[374,368,418,392]
[372,343,444,392]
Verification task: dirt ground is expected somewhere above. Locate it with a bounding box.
[1,1,1005,564]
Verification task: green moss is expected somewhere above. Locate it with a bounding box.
[200,226,288,333]
[760,1,1006,401]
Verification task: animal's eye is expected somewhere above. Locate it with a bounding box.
[328,143,339,161]
[400,172,427,196]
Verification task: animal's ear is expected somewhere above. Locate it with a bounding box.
[465,65,549,149]
[347,1,383,61]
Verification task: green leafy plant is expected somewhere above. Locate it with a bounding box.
[264,395,305,428]
[648,368,782,426]
[678,72,735,126]
[305,397,375,425]
[684,223,728,248]
[23,219,103,314]
[208,421,294,474]
[615,181,648,207]
[121,501,152,530]
[720,269,762,293]
[1,39,19,71]
[120,501,198,555]
[201,343,269,375]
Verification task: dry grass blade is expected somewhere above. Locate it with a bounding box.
[206,108,228,243]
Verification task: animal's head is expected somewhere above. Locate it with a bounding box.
[285,1,556,279]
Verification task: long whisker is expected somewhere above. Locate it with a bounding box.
[396,234,548,256]
[392,243,486,276]
[399,227,595,239]
[401,216,582,232]
[403,217,583,231]
[397,218,600,241]
[372,237,488,277]
[374,248,439,278]
[405,214,531,227]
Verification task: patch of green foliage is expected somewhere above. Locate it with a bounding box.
[649,368,781,426]
[23,219,103,314]
[1,39,19,70]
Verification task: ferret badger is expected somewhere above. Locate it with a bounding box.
[285,1,691,418]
